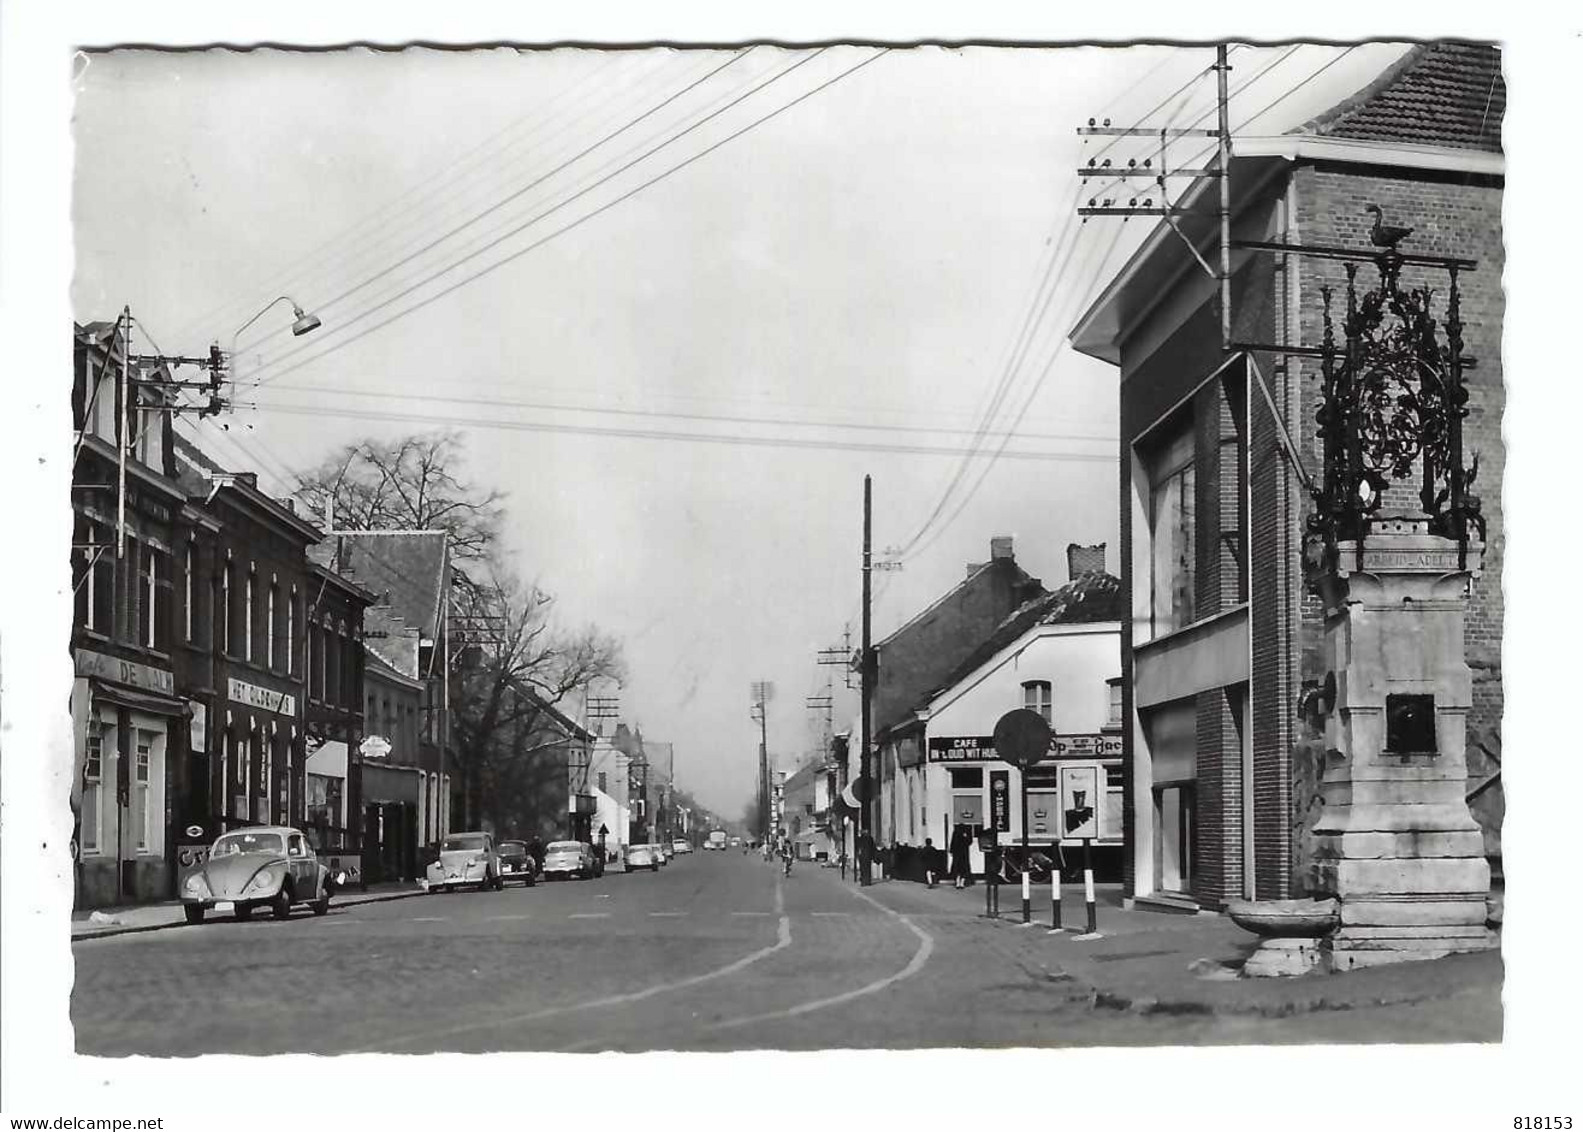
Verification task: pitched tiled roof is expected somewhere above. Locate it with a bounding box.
[327,531,448,638]
[927,571,1123,705]
[1301,42,1504,153]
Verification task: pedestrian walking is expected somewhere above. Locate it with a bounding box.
[923,837,939,887]
[949,823,972,889]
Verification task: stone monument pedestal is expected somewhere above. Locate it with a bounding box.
[1310,517,1496,970]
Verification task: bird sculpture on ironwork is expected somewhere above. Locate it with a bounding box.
[1364,204,1415,250]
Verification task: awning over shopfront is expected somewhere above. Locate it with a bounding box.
[362,763,421,805]
[88,678,188,718]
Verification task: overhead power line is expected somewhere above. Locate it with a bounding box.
[245,398,1117,464]
[165,50,667,349]
[243,48,861,392]
[254,381,1113,445]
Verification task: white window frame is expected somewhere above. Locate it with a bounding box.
[222,558,233,655]
[287,586,297,676]
[143,546,158,649]
[1022,680,1053,723]
[245,570,255,663]
[268,583,278,670]
[184,541,195,643]
[1148,425,1197,638]
[135,730,153,851]
[82,726,105,855]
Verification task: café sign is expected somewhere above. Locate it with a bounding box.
[228,677,296,717]
[928,732,1122,763]
[75,649,174,695]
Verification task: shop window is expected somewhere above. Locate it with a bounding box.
[81,730,104,854]
[1107,680,1124,728]
[235,733,251,822]
[949,767,983,789]
[1147,421,1196,636]
[1105,765,1125,788]
[1022,680,1052,722]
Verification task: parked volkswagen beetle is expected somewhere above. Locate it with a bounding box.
[180,826,340,923]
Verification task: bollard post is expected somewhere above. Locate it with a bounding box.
[1049,849,1064,933]
[1021,865,1031,925]
[1075,837,1101,940]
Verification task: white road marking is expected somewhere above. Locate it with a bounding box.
[410,917,444,923]
[730,911,770,917]
[648,912,686,918]
[365,875,792,1053]
[710,881,935,1031]
[486,915,532,922]
[568,913,610,920]
[810,911,850,917]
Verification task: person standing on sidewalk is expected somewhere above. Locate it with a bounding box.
[923,837,939,887]
[949,823,972,889]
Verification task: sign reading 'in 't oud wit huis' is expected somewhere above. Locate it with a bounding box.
[228,678,296,717]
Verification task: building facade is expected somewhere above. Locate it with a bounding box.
[1070,42,1505,908]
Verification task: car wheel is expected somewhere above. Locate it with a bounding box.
[311,888,330,916]
[184,905,205,925]
[271,887,293,920]
[235,903,253,922]
[494,871,504,891]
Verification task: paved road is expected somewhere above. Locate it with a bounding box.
[72,851,1498,1055]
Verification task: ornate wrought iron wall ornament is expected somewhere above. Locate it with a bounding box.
[1304,212,1483,574]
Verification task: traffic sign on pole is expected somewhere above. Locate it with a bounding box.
[993,709,1051,924]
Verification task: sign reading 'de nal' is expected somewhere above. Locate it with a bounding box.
[927,733,1121,763]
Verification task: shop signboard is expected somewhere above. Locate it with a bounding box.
[929,732,1122,763]
[989,770,1011,833]
[228,677,296,718]
[1060,765,1101,840]
[75,649,175,695]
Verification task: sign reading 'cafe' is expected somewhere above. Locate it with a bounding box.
[927,732,1122,763]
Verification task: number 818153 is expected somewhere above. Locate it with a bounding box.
[1515,1119,1572,1130]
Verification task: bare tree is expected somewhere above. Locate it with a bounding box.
[295,430,505,589]
[449,568,625,832]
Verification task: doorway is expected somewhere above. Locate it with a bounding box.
[1153,783,1196,895]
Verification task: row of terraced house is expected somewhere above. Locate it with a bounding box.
[67,319,592,908]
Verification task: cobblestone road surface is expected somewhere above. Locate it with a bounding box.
[71,852,1499,1055]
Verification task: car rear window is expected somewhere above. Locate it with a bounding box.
[442,834,488,851]
[547,841,582,852]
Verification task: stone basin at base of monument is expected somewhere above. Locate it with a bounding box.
[1225,898,1341,938]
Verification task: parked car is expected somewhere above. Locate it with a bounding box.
[542,840,603,880]
[624,843,660,872]
[427,831,502,893]
[180,826,340,923]
[497,840,538,887]
[672,839,693,855]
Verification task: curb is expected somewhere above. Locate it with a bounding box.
[70,886,430,942]
[1083,971,1489,1018]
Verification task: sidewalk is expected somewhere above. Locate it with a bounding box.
[860,873,1502,1018]
[71,880,429,941]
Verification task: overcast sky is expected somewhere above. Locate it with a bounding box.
[72,41,1411,817]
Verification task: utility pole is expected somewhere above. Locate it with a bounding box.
[751,682,773,843]
[1215,43,1233,352]
[859,475,874,886]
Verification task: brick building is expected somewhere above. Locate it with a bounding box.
[868,536,1046,847]
[1069,43,1504,908]
[70,321,190,907]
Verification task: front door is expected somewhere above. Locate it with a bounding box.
[1154,783,1197,895]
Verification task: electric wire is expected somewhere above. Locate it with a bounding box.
[244,398,1115,464]
[904,222,1129,561]
[251,381,1114,445]
[164,50,665,348]
[231,49,755,366]
[238,49,887,395]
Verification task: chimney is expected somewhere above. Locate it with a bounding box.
[990,536,1014,561]
[1066,542,1107,579]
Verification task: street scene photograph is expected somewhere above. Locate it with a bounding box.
[2,6,1577,1129]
